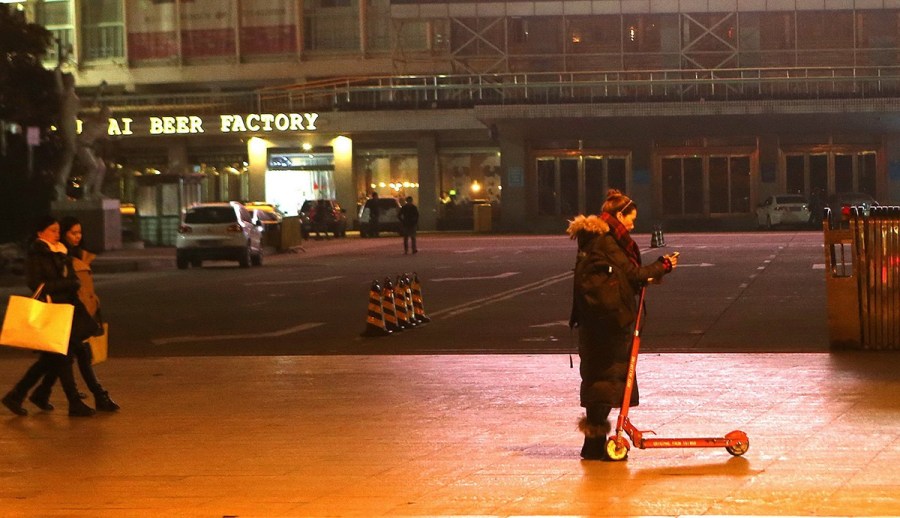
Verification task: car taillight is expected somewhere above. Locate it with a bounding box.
[842,206,851,217]
[226,223,242,232]
[178,225,192,234]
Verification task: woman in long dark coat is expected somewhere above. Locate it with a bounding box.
[567,190,678,460]
[1,216,97,417]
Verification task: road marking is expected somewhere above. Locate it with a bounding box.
[678,263,715,267]
[455,248,483,253]
[530,320,570,328]
[431,272,520,282]
[431,271,571,319]
[151,322,324,345]
[812,264,825,269]
[245,276,343,286]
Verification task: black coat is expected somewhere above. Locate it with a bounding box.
[25,239,97,344]
[25,240,79,305]
[567,215,670,409]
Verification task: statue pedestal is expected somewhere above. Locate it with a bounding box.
[51,199,122,252]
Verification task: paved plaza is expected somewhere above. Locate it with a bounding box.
[1,351,898,517]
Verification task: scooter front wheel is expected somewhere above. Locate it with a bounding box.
[605,437,629,461]
[725,430,750,456]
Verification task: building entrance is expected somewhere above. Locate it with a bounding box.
[265,150,335,216]
[535,151,631,217]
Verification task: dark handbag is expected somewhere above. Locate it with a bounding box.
[71,301,100,343]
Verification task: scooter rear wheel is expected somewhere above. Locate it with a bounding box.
[605,437,629,461]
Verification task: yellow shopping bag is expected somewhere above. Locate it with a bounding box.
[0,286,74,354]
[88,323,108,365]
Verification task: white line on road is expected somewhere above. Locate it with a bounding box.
[430,271,571,319]
[812,264,825,269]
[677,263,715,267]
[431,272,520,282]
[530,320,570,328]
[455,248,483,254]
[245,276,344,286]
[151,322,325,345]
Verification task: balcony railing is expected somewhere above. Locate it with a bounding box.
[96,65,900,115]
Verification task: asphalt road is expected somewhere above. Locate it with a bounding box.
[0,231,829,357]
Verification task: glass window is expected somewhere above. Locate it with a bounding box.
[758,12,794,51]
[37,0,74,64]
[508,16,562,55]
[834,154,854,194]
[82,0,125,60]
[566,15,620,54]
[127,0,178,62]
[859,152,877,196]
[786,155,805,194]
[810,154,828,195]
[857,10,898,49]
[683,158,703,215]
[559,159,578,217]
[365,0,391,51]
[623,14,662,53]
[304,0,359,51]
[730,156,751,213]
[240,0,297,56]
[797,11,853,50]
[661,158,683,216]
[537,159,556,216]
[584,158,604,215]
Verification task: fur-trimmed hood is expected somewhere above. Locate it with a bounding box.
[566,214,609,239]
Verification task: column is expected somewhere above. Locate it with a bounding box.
[417,134,438,231]
[498,127,527,232]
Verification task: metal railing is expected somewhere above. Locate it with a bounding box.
[96,65,900,115]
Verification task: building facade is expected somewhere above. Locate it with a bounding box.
[13,0,900,234]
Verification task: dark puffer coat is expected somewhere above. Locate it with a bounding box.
[567,215,670,409]
[25,240,80,305]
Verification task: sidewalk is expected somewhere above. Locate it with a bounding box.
[1,351,898,517]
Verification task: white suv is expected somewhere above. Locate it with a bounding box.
[175,202,263,269]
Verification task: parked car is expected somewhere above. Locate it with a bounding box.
[175,202,263,269]
[245,202,285,231]
[827,192,879,228]
[299,199,348,238]
[358,197,403,237]
[756,194,812,229]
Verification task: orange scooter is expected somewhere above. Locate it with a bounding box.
[605,282,750,461]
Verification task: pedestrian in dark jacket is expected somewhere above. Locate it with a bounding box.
[2,216,97,417]
[566,189,678,460]
[398,196,419,254]
[29,217,119,413]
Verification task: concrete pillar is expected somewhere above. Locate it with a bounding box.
[246,137,272,203]
[417,134,438,231]
[331,136,355,222]
[497,128,527,232]
[166,139,190,176]
[881,134,900,204]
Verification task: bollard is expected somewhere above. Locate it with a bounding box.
[361,280,391,337]
[410,272,431,323]
[381,277,402,333]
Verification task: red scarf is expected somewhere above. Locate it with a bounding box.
[600,212,641,267]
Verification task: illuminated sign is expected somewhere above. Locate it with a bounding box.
[87,112,321,137]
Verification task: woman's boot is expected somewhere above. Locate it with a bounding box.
[2,391,28,416]
[578,414,612,460]
[94,391,120,412]
[28,383,55,411]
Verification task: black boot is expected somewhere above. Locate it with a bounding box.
[68,399,95,417]
[2,392,28,416]
[28,386,55,411]
[581,436,609,460]
[578,414,612,461]
[94,391,120,412]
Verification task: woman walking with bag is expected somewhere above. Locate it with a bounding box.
[567,190,678,460]
[28,217,119,413]
[1,216,97,417]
